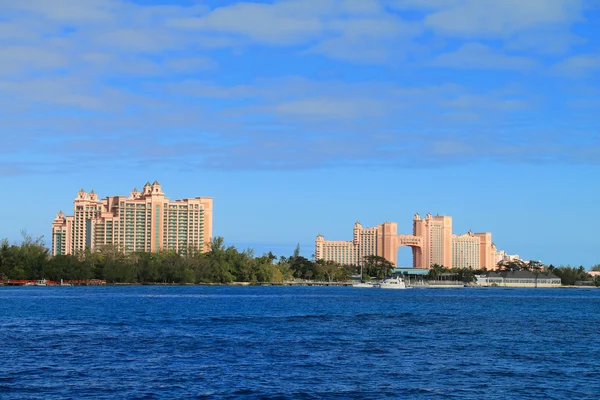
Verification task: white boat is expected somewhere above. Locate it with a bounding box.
[378,276,408,289]
[352,264,375,288]
[35,279,48,286]
[352,281,374,288]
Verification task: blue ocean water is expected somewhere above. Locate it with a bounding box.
[1,286,599,399]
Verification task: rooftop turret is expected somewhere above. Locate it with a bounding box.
[76,188,87,200]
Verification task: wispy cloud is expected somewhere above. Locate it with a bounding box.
[430,43,537,69]
[394,0,583,37]
[554,53,600,76]
[0,0,598,176]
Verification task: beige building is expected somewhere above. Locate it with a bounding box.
[452,231,480,269]
[495,250,521,264]
[52,181,213,256]
[316,213,497,270]
[315,222,385,267]
[451,231,497,269]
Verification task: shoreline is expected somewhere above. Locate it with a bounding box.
[1,281,598,289]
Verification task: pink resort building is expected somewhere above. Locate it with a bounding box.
[51,181,213,256]
[316,213,498,270]
[451,231,496,270]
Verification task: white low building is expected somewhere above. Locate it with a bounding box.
[476,271,561,288]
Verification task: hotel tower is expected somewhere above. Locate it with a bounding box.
[52,181,213,256]
[316,213,497,270]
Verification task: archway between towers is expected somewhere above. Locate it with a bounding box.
[395,244,414,268]
[378,222,423,269]
[391,234,422,268]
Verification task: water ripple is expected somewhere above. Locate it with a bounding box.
[1,286,599,399]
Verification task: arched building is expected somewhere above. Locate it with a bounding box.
[315,213,497,270]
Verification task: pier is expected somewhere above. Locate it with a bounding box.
[0,279,107,286]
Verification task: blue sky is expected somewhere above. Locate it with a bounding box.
[1,0,599,267]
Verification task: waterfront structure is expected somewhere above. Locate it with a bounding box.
[316,213,498,269]
[52,182,213,256]
[476,271,561,287]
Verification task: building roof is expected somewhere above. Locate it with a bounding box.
[487,271,560,279]
[393,268,429,275]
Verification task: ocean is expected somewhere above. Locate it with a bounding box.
[1,286,598,399]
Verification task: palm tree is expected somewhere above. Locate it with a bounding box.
[427,264,444,280]
[363,255,394,279]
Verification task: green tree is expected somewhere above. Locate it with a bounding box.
[363,255,394,279]
[454,267,476,283]
[426,263,445,280]
[501,260,526,271]
[276,257,294,281]
[288,244,317,280]
[317,260,337,282]
[552,265,592,286]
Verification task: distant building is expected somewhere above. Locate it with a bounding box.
[495,250,522,264]
[413,213,453,269]
[52,181,213,256]
[315,222,379,267]
[452,231,497,269]
[315,213,496,269]
[477,271,561,287]
[452,231,480,269]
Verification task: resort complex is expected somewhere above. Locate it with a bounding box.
[51,181,213,256]
[316,213,510,270]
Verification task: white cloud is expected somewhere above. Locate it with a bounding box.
[0,21,44,41]
[430,43,537,69]
[167,0,420,63]
[554,54,600,76]
[271,97,387,119]
[308,38,387,62]
[341,0,385,14]
[163,77,535,127]
[390,0,585,56]
[168,1,326,45]
[0,0,597,173]
[422,0,583,38]
[328,16,408,38]
[505,30,586,55]
[306,15,420,62]
[90,28,184,53]
[0,0,118,24]
[0,46,69,75]
[164,56,217,73]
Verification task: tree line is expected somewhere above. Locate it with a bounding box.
[1,233,599,286]
[498,259,600,286]
[0,234,358,284]
[426,261,600,286]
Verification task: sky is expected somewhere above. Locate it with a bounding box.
[1,0,599,267]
